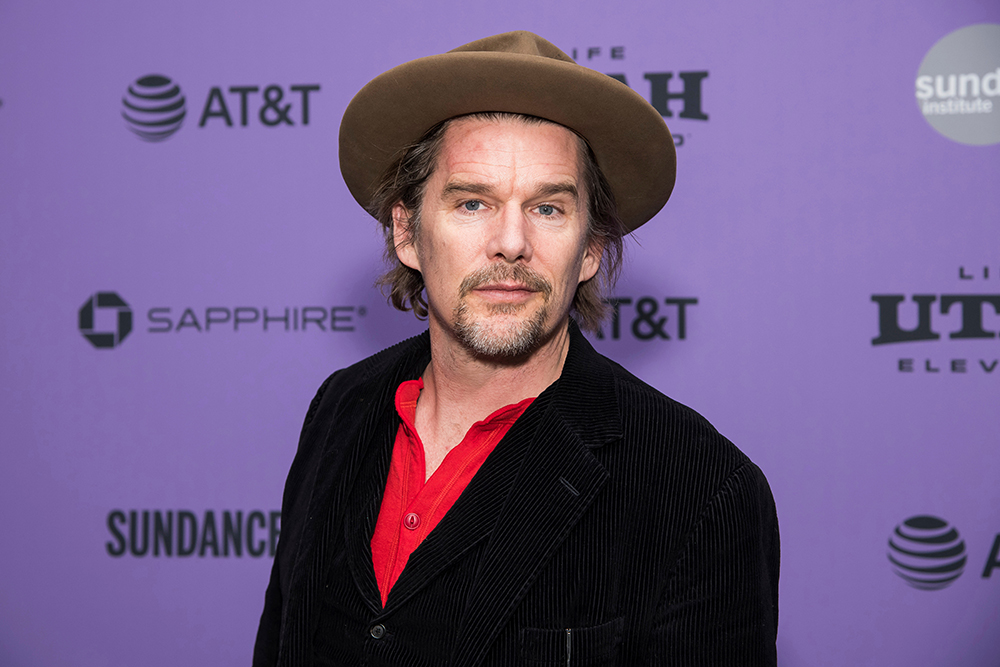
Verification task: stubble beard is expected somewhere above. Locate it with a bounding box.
[451,264,553,359]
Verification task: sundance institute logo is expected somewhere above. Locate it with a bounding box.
[79,292,133,349]
[915,23,1000,146]
[888,515,967,590]
[121,74,186,142]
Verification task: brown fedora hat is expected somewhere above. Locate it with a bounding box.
[339,30,676,232]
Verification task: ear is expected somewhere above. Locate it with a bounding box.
[578,237,604,284]
[392,203,421,272]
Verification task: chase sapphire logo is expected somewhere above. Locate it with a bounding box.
[888,515,967,590]
[122,75,186,142]
[79,292,133,349]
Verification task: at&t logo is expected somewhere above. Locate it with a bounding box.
[888,515,966,590]
[122,75,187,142]
[887,514,1000,590]
[121,73,320,141]
[595,296,698,341]
[79,292,133,349]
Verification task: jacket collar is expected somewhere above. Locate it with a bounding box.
[547,318,623,449]
[366,318,624,448]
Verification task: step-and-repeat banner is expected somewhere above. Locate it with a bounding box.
[1,2,998,665]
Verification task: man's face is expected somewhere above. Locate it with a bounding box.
[393,116,602,358]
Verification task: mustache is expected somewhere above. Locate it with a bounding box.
[458,264,553,300]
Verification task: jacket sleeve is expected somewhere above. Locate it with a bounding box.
[252,373,339,667]
[644,462,780,665]
[252,552,283,666]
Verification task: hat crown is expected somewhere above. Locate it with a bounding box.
[448,30,574,65]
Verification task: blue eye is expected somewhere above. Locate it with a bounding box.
[463,200,483,212]
[538,204,555,216]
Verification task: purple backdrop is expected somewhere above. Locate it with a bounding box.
[2,2,999,665]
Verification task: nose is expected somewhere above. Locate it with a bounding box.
[485,205,533,263]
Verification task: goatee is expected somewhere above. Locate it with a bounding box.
[452,264,552,358]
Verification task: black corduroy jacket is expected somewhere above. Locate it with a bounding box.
[254,323,779,666]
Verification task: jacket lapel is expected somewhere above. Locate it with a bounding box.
[280,333,431,660]
[382,386,552,610]
[451,405,612,667]
[340,335,435,614]
[342,403,397,613]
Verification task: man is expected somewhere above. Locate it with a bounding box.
[255,31,778,666]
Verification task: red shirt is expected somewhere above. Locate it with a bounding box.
[370,378,534,607]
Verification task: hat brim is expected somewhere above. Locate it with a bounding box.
[339,50,676,232]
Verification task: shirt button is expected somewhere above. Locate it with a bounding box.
[403,512,421,530]
[370,624,385,639]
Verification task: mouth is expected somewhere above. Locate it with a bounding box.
[459,265,553,302]
[472,283,538,303]
[475,282,537,292]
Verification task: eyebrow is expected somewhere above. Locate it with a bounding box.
[534,182,579,201]
[440,180,580,201]
[441,181,495,198]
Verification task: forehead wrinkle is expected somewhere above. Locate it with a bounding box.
[449,145,576,173]
[433,118,583,203]
[442,150,580,194]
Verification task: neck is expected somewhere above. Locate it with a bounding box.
[410,316,571,480]
[419,317,571,428]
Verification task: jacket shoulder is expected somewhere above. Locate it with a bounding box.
[599,357,778,598]
[278,333,429,533]
[301,332,429,432]
[601,357,763,502]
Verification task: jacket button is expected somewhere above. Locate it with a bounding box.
[370,624,385,639]
[403,512,420,530]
